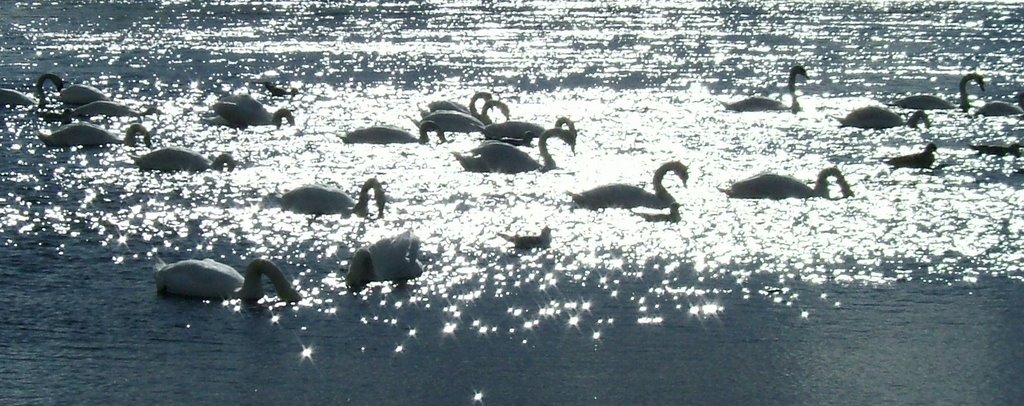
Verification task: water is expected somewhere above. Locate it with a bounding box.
[2,0,1023,403]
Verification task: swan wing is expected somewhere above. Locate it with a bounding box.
[839,106,904,129]
[723,96,787,112]
[280,184,356,215]
[482,121,545,142]
[43,123,119,147]
[419,111,485,133]
[427,100,469,114]
[156,259,243,298]
[975,102,1024,117]
[342,126,416,144]
[572,184,668,209]
[456,142,540,173]
[890,95,954,110]
[885,152,933,169]
[366,231,423,282]
[134,147,212,172]
[0,88,36,106]
[71,101,137,117]
[725,173,814,199]
[59,84,109,105]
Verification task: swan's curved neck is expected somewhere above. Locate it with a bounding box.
[239,259,300,302]
[354,178,386,218]
[959,74,984,112]
[469,92,492,120]
[419,123,445,143]
[272,109,294,128]
[35,73,63,108]
[481,100,509,125]
[538,129,573,172]
[814,168,853,199]
[652,165,684,203]
[907,111,930,129]
[123,124,152,148]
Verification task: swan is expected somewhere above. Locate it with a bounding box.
[132,147,237,172]
[890,73,984,112]
[479,100,578,146]
[67,100,159,118]
[155,258,300,302]
[837,107,930,129]
[344,230,423,290]
[341,120,446,144]
[570,161,689,210]
[280,178,385,217]
[974,92,1024,116]
[416,109,487,133]
[30,73,109,105]
[497,226,551,250]
[884,143,938,169]
[37,122,151,148]
[1,74,61,107]
[723,65,808,113]
[210,94,294,129]
[453,128,576,174]
[425,91,493,121]
[969,143,1020,157]
[634,203,681,222]
[255,81,298,97]
[722,167,854,200]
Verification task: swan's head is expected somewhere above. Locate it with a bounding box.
[482,99,510,123]
[907,110,931,129]
[211,153,237,171]
[962,73,985,91]
[555,117,577,137]
[924,143,938,153]
[35,73,64,92]
[660,161,689,187]
[539,128,577,154]
[272,109,295,129]
[470,91,493,106]
[791,65,808,79]
[123,123,152,148]
[344,248,374,291]
[418,120,447,143]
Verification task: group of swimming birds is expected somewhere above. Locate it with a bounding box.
[1,65,1021,303]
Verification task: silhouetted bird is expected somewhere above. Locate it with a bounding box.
[969,143,1021,157]
[256,81,298,97]
[498,226,551,250]
[885,143,937,169]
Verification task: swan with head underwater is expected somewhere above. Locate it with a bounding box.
[416,96,501,134]
[37,122,152,148]
[974,91,1024,117]
[478,99,579,146]
[342,230,423,291]
[722,167,854,199]
[279,178,386,217]
[155,258,300,302]
[423,91,493,121]
[341,120,447,144]
[209,93,294,129]
[890,73,984,111]
[723,65,808,113]
[453,128,576,174]
[836,107,931,130]
[0,73,64,108]
[132,147,237,172]
[570,161,689,209]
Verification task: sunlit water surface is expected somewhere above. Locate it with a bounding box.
[2,1,1023,404]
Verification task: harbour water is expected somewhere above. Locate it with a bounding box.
[1,1,1022,403]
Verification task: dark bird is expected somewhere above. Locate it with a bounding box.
[885,143,937,169]
[498,226,551,250]
[969,143,1021,157]
[635,203,681,223]
[256,81,298,97]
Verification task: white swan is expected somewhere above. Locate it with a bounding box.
[416,110,486,134]
[0,74,64,107]
[341,120,446,144]
[837,107,930,129]
[132,147,236,172]
[31,73,109,105]
[37,123,150,148]
[890,73,984,112]
[477,100,578,146]
[424,91,493,121]
[570,161,689,209]
[210,94,294,129]
[344,230,423,290]
[280,178,386,217]
[155,258,300,302]
[723,167,854,199]
[723,65,808,113]
[975,92,1024,116]
[453,128,576,174]
[884,143,938,169]
[67,100,159,118]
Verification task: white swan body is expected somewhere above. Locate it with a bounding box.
[417,110,486,133]
[571,161,689,209]
[60,84,109,105]
[454,128,576,174]
[837,107,930,129]
[891,73,984,111]
[0,88,36,106]
[155,258,300,302]
[211,94,294,128]
[38,123,149,147]
[69,100,157,118]
[132,147,236,172]
[342,120,445,144]
[280,178,385,217]
[975,92,1024,116]
[724,65,808,113]
[723,167,854,200]
[345,230,423,290]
